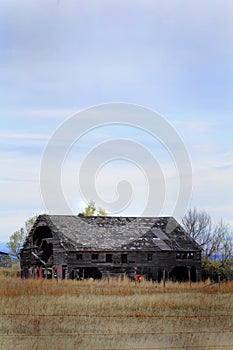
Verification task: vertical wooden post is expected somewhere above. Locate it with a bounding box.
[163,269,166,288]
[39,266,43,279]
[218,275,221,292]
[196,269,199,282]
[188,268,191,288]
[134,267,137,286]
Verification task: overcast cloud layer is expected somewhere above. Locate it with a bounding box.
[0,0,233,241]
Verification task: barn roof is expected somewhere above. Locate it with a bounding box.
[0,251,8,255]
[33,215,201,252]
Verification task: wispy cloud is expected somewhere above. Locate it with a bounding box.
[215,163,233,171]
[0,177,36,183]
[173,119,217,133]
[0,132,49,140]
[0,0,232,239]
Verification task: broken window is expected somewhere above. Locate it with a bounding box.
[147,253,153,261]
[91,253,99,261]
[176,252,194,260]
[106,254,112,263]
[121,254,128,263]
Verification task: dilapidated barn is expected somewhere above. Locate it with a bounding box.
[20,215,201,282]
[0,251,10,268]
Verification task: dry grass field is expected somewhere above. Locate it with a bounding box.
[0,269,233,350]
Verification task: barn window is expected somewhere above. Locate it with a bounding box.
[76,253,83,260]
[91,253,99,261]
[147,253,153,261]
[121,254,128,263]
[106,254,112,263]
[176,252,194,260]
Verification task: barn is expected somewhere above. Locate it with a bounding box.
[0,251,10,268]
[20,214,201,282]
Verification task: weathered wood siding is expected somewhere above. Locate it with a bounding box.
[20,214,202,281]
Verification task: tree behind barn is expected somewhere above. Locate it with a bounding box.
[182,208,233,280]
[8,216,37,260]
[82,201,107,216]
[181,208,221,258]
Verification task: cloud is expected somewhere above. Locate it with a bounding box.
[6,108,75,120]
[0,132,48,140]
[173,119,217,133]
[1,0,233,112]
[0,0,232,238]
[215,163,233,171]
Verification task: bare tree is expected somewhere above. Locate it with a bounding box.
[214,220,233,263]
[182,208,213,257]
[183,209,233,279]
[182,209,233,260]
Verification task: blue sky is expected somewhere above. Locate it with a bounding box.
[0,0,233,241]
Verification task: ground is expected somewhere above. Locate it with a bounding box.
[0,270,233,350]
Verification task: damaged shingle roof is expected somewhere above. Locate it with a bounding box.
[39,215,200,251]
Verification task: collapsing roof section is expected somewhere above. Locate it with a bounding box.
[26,215,201,252]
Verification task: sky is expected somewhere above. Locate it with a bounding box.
[0,0,233,242]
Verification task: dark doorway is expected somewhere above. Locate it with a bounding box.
[62,266,67,279]
[190,266,197,282]
[83,267,102,279]
[170,266,189,282]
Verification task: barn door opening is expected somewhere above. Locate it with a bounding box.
[82,267,102,280]
[190,266,197,282]
[170,266,189,282]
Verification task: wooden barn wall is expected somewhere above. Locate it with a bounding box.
[66,250,201,280]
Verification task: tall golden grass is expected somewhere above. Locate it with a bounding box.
[0,269,233,350]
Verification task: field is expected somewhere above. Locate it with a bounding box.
[0,270,233,350]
